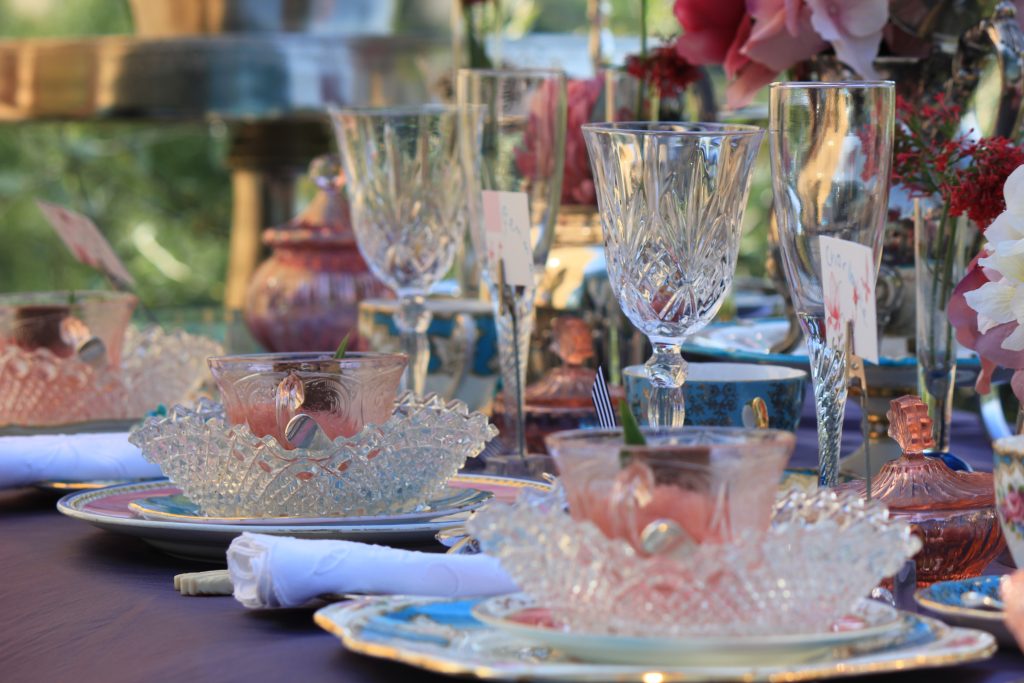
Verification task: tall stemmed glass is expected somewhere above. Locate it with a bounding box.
[769,82,895,487]
[331,105,473,396]
[456,69,567,454]
[583,123,765,427]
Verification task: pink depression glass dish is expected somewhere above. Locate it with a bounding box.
[545,427,795,554]
[207,351,406,448]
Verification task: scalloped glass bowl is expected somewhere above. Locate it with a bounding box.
[129,393,498,518]
[207,351,407,447]
[467,485,922,639]
[0,290,221,428]
[545,427,795,553]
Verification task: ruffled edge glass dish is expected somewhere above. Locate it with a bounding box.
[129,393,498,518]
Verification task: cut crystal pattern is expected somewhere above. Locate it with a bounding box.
[129,393,498,518]
[468,485,921,638]
[0,326,222,428]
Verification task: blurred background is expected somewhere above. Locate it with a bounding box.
[0,0,770,318]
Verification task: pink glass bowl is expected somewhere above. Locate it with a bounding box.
[545,427,795,554]
[0,290,137,366]
[207,351,406,448]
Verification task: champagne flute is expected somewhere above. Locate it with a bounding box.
[768,81,895,487]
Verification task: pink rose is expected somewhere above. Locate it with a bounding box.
[805,0,888,79]
[674,0,747,65]
[1003,489,1024,525]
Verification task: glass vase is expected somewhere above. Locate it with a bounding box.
[914,196,971,453]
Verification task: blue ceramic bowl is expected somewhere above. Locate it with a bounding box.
[624,362,807,431]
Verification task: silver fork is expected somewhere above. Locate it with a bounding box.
[591,365,616,429]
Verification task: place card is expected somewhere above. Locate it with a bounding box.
[36,200,135,287]
[481,190,533,287]
[820,236,878,363]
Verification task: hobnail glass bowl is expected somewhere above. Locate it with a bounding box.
[545,427,795,553]
[129,393,498,518]
[468,485,921,638]
[207,351,407,448]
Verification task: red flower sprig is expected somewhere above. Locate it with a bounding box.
[624,41,700,99]
[892,92,1024,230]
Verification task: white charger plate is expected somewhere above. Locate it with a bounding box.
[56,474,549,563]
[314,595,996,682]
[471,594,904,667]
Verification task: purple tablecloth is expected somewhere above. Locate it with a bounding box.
[2,404,1024,683]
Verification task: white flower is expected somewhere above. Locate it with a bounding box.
[964,163,1024,352]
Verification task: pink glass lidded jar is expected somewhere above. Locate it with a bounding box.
[207,351,407,449]
[545,426,795,556]
[244,156,391,352]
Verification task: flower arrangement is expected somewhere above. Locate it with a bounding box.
[949,165,1024,403]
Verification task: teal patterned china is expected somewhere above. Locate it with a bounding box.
[915,576,1014,646]
[994,435,1024,567]
[624,363,806,431]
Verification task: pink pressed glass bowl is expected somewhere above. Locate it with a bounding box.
[545,427,796,555]
[207,351,407,448]
[0,290,137,366]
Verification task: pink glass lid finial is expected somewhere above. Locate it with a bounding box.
[887,395,935,456]
[549,316,595,368]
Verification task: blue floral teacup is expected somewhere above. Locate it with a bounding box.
[624,362,806,431]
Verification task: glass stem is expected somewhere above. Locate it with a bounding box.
[394,294,433,397]
[492,281,536,457]
[802,315,847,488]
[645,342,687,427]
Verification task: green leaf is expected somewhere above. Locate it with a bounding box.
[333,332,351,360]
[619,400,646,446]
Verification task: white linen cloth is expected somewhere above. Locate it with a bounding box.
[227,532,518,609]
[0,432,162,488]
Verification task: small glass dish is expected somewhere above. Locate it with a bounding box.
[129,393,498,518]
[0,291,221,429]
[545,427,795,554]
[207,351,407,448]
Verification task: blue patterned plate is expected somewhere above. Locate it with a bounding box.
[915,576,1014,646]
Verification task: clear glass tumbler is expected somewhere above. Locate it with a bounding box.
[582,122,764,428]
[768,81,895,487]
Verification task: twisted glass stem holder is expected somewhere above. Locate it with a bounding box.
[394,293,433,397]
[468,484,920,638]
[488,278,536,457]
[801,315,847,488]
[129,393,498,518]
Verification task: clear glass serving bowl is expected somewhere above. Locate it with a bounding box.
[129,393,498,518]
[468,484,921,639]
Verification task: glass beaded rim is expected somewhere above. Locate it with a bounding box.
[581,121,764,137]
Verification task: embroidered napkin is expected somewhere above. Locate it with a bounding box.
[0,432,162,488]
[227,532,517,609]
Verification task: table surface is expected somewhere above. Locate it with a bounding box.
[4,402,1024,683]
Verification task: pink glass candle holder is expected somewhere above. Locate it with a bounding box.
[207,351,406,448]
[545,427,795,556]
[0,290,137,366]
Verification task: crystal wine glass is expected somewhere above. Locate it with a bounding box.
[768,81,895,487]
[456,68,567,454]
[331,105,473,396]
[583,122,765,427]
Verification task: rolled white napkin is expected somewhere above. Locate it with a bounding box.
[227,532,518,609]
[0,432,162,489]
